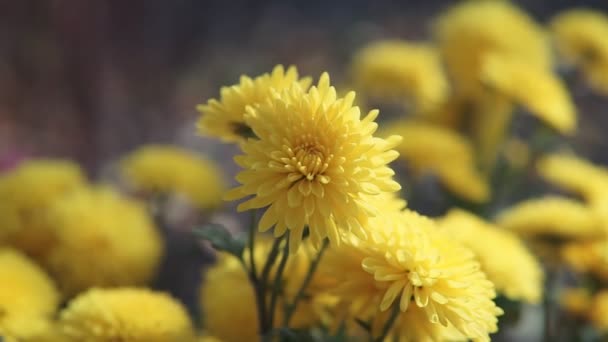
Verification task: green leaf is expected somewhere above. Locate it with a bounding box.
[193,224,245,258]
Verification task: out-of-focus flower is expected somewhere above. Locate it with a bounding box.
[0,248,59,341]
[44,187,163,296]
[225,73,402,251]
[562,240,608,282]
[319,209,502,341]
[197,65,311,143]
[59,288,194,342]
[551,9,608,94]
[560,288,592,318]
[438,209,543,304]
[590,291,608,333]
[121,145,225,210]
[434,0,551,98]
[383,120,489,202]
[0,159,86,257]
[496,196,604,240]
[480,54,576,135]
[350,40,449,113]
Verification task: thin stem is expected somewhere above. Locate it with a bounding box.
[543,267,556,342]
[248,210,258,278]
[244,210,266,336]
[283,238,329,326]
[269,232,290,330]
[259,235,285,334]
[374,303,401,342]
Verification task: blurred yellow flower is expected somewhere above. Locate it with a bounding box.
[438,209,543,303]
[551,9,608,94]
[496,196,604,240]
[350,40,449,112]
[121,145,225,210]
[383,120,489,202]
[562,240,608,282]
[434,0,551,98]
[320,209,502,341]
[480,54,576,135]
[225,73,402,251]
[0,159,86,257]
[197,65,311,143]
[59,288,194,342]
[590,290,608,333]
[44,187,163,296]
[0,248,59,341]
[560,288,592,318]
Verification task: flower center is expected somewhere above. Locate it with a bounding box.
[293,135,333,180]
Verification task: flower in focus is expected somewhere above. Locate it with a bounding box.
[44,187,163,296]
[562,240,608,282]
[496,196,605,240]
[551,9,608,94]
[434,0,551,98]
[590,290,608,333]
[0,159,86,257]
[0,248,59,341]
[480,54,576,135]
[225,73,402,251]
[319,209,502,341]
[350,40,449,113]
[438,209,543,303]
[59,288,194,342]
[383,120,489,202]
[197,65,311,143]
[121,145,225,210]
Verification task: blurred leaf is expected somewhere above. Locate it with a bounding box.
[193,224,245,258]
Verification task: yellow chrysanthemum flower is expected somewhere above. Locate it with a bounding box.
[438,209,543,303]
[480,54,576,134]
[320,209,502,341]
[562,240,608,282]
[59,288,194,342]
[43,187,163,296]
[0,159,86,256]
[197,65,311,143]
[496,196,605,240]
[350,40,449,112]
[200,240,325,342]
[383,120,489,202]
[434,0,551,98]
[551,9,608,94]
[225,73,402,251]
[590,291,608,333]
[121,145,225,210]
[0,248,59,341]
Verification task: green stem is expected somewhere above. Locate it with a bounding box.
[245,210,266,336]
[283,238,329,326]
[259,235,285,335]
[268,232,290,331]
[374,303,401,342]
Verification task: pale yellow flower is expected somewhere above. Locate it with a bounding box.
[551,9,608,94]
[225,73,402,251]
[59,288,194,342]
[351,40,449,112]
[121,145,225,209]
[496,196,605,240]
[383,120,489,202]
[438,209,543,303]
[590,290,608,333]
[480,54,576,135]
[0,159,86,257]
[44,187,163,296]
[197,65,311,143]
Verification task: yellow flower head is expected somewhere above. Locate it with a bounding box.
[44,187,163,296]
[59,288,194,342]
[225,73,402,251]
[121,145,225,210]
[434,0,551,97]
[480,54,576,134]
[590,290,608,333]
[0,159,86,256]
[496,196,605,240]
[197,65,311,143]
[0,248,59,340]
[562,240,608,282]
[438,209,543,303]
[320,209,502,341]
[350,40,449,112]
[383,120,489,202]
[551,9,608,94]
